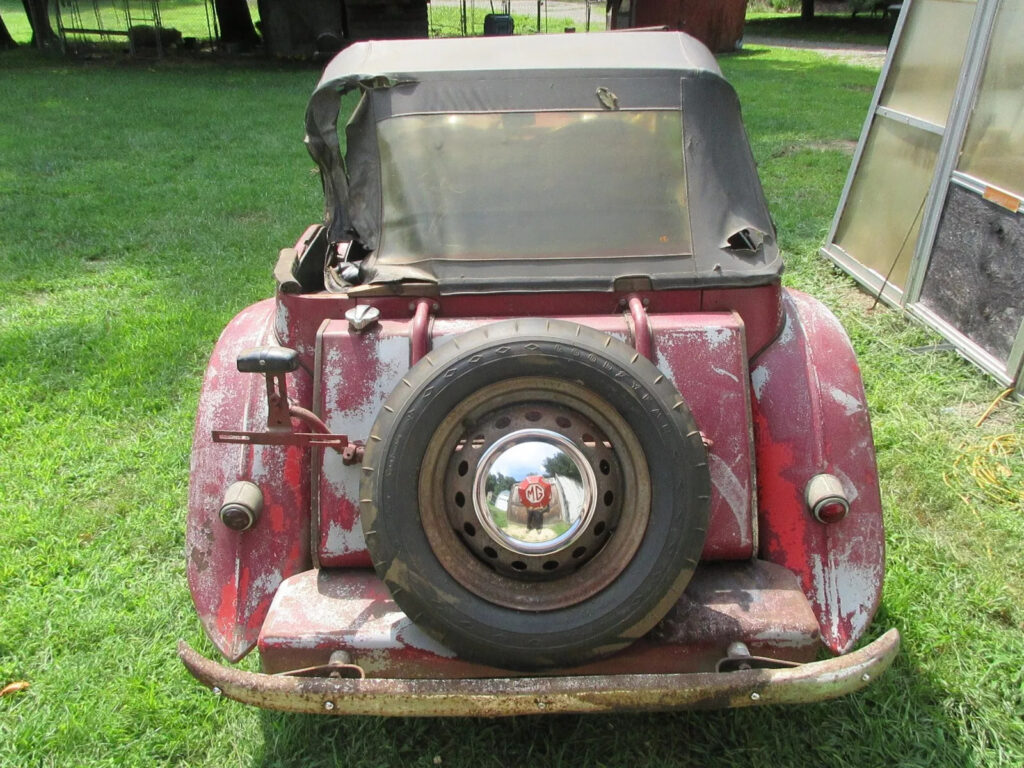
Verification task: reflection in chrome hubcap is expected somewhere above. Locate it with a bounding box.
[438,390,627,587]
[473,430,597,556]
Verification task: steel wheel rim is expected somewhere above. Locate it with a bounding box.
[418,376,650,612]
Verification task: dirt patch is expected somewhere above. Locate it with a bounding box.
[771,139,857,158]
[743,36,887,67]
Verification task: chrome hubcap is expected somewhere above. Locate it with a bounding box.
[472,429,597,557]
[441,395,625,582]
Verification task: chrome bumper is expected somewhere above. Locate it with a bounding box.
[178,628,899,717]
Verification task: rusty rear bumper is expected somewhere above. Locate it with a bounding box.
[178,628,899,717]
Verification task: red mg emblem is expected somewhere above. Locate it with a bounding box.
[518,475,551,508]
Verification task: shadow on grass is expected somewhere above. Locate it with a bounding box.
[744,13,894,46]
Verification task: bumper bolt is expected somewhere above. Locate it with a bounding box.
[861,673,871,682]
[324,701,336,711]
[750,692,760,701]
[211,686,222,696]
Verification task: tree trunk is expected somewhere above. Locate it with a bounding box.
[21,0,59,49]
[0,12,18,49]
[215,0,260,48]
[801,0,815,21]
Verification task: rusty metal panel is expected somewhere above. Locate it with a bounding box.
[184,628,899,715]
[650,313,754,559]
[315,312,754,566]
[183,629,900,717]
[315,319,412,568]
[257,560,817,678]
[187,300,312,661]
[750,290,884,654]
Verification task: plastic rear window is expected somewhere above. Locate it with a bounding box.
[375,110,691,262]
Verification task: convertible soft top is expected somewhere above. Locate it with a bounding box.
[305,32,781,294]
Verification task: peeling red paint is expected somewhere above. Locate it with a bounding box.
[189,285,881,669]
[257,561,821,677]
[752,291,884,654]
[187,301,312,662]
[314,311,755,566]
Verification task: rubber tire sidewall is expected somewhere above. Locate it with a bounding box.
[361,318,710,670]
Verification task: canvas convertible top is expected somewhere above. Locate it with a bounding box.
[305,32,781,294]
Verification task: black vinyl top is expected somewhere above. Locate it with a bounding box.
[305,33,781,294]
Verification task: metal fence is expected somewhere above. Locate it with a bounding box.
[55,0,223,55]
[428,1,602,38]
[44,1,601,57]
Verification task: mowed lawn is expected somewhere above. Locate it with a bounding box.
[1,39,1022,768]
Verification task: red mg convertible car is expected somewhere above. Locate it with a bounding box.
[179,31,899,715]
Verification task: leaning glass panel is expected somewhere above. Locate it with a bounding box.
[833,117,941,291]
[879,0,976,128]
[958,0,1024,199]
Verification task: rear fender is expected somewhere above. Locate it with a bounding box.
[751,290,884,653]
[187,299,312,662]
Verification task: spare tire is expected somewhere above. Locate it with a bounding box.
[361,318,710,670]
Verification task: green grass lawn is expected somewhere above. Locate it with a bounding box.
[1,40,1022,768]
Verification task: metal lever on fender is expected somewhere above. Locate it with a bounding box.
[212,345,364,464]
[236,346,300,427]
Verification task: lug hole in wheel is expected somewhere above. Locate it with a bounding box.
[542,561,559,571]
[525,410,542,422]
[599,459,610,475]
[603,490,614,506]
[555,416,572,429]
[455,491,466,507]
[594,521,606,536]
[483,546,498,559]
[582,433,595,446]
[458,460,469,476]
[572,546,587,559]
[511,561,527,571]
[463,522,476,537]
[495,416,511,429]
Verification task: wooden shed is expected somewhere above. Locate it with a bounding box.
[606,0,748,53]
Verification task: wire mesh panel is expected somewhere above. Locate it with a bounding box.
[55,0,220,56]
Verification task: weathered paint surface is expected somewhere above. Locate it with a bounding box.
[258,569,456,674]
[183,627,899,715]
[651,313,754,558]
[187,300,312,661]
[189,282,881,671]
[256,560,814,678]
[316,321,411,567]
[751,290,884,654]
[315,312,754,565]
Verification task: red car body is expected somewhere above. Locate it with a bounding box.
[180,32,897,715]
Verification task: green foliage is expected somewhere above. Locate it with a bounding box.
[543,452,579,480]
[748,0,803,12]
[0,38,1021,768]
[484,472,515,495]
